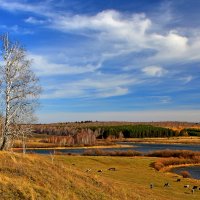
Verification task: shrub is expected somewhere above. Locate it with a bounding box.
[83,149,142,156]
[153,161,165,171]
[152,156,200,171]
[147,150,200,159]
[180,170,191,178]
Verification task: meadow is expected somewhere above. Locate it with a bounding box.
[0,152,199,200]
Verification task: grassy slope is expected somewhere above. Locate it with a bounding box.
[57,156,200,200]
[0,153,199,200]
[0,152,130,200]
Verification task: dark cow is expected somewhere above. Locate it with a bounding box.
[108,167,116,171]
[164,183,170,187]
[193,186,198,190]
[192,189,195,194]
[176,179,181,182]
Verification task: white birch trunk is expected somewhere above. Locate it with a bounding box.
[0,33,40,150]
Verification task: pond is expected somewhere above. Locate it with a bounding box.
[21,142,200,155]
[171,166,200,180]
[118,142,200,153]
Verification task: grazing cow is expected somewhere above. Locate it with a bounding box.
[164,183,170,187]
[86,169,91,172]
[72,163,75,166]
[108,167,116,171]
[150,183,154,189]
[193,186,198,190]
[176,179,181,182]
[184,185,190,188]
[97,170,103,172]
[192,189,195,194]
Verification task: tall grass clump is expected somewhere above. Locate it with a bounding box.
[149,150,200,171]
[180,170,191,178]
[152,156,200,171]
[83,149,142,156]
[147,149,200,158]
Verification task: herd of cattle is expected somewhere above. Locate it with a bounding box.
[151,178,199,194]
[72,164,199,195]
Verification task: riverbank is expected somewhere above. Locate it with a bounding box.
[13,143,134,151]
[161,163,200,173]
[13,136,200,151]
[149,149,200,180]
[13,142,200,156]
[117,136,200,144]
[170,165,200,180]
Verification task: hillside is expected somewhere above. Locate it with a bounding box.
[0,152,199,200]
[0,152,131,200]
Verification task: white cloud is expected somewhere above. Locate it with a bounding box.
[180,75,193,84]
[142,66,167,77]
[41,73,138,99]
[0,0,48,15]
[41,88,84,99]
[25,17,46,24]
[46,10,200,65]
[50,11,152,55]
[1,0,200,104]
[2,1,200,64]
[160,96,171,104]
[29,54,100,76]
[149,31,188,61]
[0,24,33,34]
[95,87,128,98]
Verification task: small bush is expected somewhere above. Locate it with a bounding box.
[152,156,200,171]
[83,149,142,156]
[153,161,164,171]
[180,170,191,178]
[147,150,200,159]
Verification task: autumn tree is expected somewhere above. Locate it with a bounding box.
[0,34,40,150]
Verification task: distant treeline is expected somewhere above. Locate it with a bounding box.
[181,128,200,136]
[89,125,176,139]
[34,124,177,139]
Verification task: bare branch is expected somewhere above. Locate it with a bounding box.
[0,33,41,150]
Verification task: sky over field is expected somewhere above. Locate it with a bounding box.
[0,0,199,122]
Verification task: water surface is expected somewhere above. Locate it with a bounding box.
[171,166,200,180]
[23,142,200,155]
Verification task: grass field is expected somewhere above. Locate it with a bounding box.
[0,152,199,200]
[57,156,200,200]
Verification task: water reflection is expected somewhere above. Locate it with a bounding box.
[22,142,200,155]
[171,166,200,180]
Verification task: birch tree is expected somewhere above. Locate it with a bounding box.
[0,33,40,150]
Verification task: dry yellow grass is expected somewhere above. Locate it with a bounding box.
[0,152,134,200]
[121,136,200,144]
[0,152,200,200]
[58,156,200,200]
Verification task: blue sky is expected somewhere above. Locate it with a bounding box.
[0,0,200,122]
